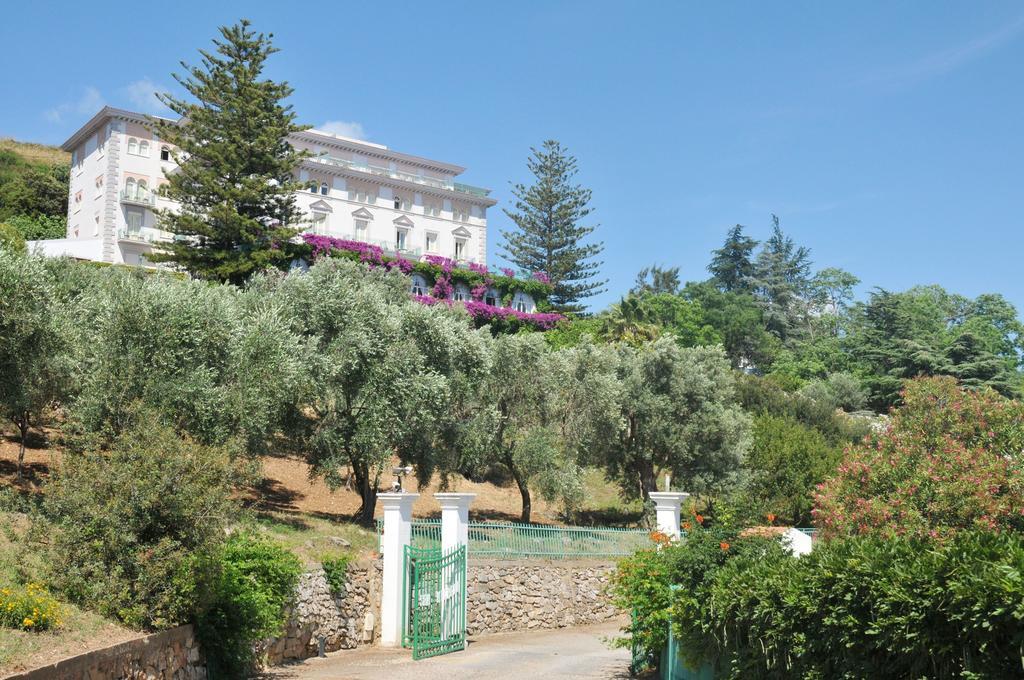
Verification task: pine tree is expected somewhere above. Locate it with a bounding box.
[148,20,309,284]
[708,224,758,292]
[631,264,681,296]
[752,216,812,341]
[500,141,606,313]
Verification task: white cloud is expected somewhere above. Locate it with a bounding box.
[316,120,367,140]
[864,14,1024,86]
[44,86,105,123]
[122,78,171,114]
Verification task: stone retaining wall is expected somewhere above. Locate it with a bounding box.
[466,559,619,635]
[2,625,204,680]
[264,560,382,665]
[264,557,619,664]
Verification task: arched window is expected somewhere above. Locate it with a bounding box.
[320,182,329,195]
[125,177,137,198]
[139,140,150,157]
[160,146,171,161]
[410,274,429,297]
[137,179,148,195]
[127,138,138,155]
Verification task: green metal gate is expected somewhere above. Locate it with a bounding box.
[402,544,467,660]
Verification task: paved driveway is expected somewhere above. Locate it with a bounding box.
[260,620,632,680]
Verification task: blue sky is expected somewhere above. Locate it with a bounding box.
[3,2,1024,313]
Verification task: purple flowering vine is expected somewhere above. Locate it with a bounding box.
[500,267,516,279]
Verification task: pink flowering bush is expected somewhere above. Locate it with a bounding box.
[813,376,1024,539]
[531,271,551,284]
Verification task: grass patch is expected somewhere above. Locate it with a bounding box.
[244,510,378,567]
[0,139,68,167]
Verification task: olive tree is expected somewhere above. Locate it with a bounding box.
[461,334,620,523]
[605,338,752,503]
[68,268,302,457]
[0,250,69,478]
[269,258,489,523]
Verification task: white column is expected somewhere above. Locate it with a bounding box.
[378,492,418,647]
[649,492,690,540]
[435,493,475,553]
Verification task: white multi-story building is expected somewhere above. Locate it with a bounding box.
[35,106,496,267]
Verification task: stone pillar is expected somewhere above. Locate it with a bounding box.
[649,492,690,540]
[435,493,475,554]
[378,492,418,647]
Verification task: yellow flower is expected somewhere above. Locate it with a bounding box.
[23,618,34,628]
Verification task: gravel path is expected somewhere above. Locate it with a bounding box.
[259,620,632,680]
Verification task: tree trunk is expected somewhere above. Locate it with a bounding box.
[638,458,657,500]
[350,459,377,526]
[511,466,532,524]
[15,413,28,482]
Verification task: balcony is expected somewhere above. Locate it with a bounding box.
[119,188,157,207]
[117,226,171,245]
[309,229,422,258]
[307,155,491,199]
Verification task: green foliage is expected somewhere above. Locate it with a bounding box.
[543,316,602,349]
[604,338,751,501]
[0,146,67,222]
[197,532,301,679]
[0,223,25,253]
[797,372,868,412]
[3,214,65,241]
[67,266,301,455]
[500,140,606,313]
[814,376,1024,539]
[708,224,757,293]
[751,216,812,343]
[149,20,309,284]
[43,423,238,630]
[320,555,351,597]
[266,257,490,522]
[681,281,779,370]
[460,334,620,522]
[672,531,1024,679]
[632,265,681,296]
[608,525,783,671]
[739,414,842,525]
[844,286,1024,408]
[598,293,721,348]
[0,250,70,478]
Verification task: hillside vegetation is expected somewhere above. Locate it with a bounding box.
[0,138,68,243]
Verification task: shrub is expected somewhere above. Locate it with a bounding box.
[608,524,783,672]
[4,214,66,241]
[739,414,843,525]
[813,376,1024,539]
[43,422,237,629]
[0,583,63,631]
[673,531,1024,679]
[197,532,302,679]
[320,555,350,597]
[0,222,25,252]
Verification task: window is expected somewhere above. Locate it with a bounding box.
[395,229,408,252]
[453,204,469,222]
[126,207,144,233]
[160,146,171,161]
[320,182,329,196]
[125,177,137,198]
[127,138,138,155]
[424,201,440,217]
[139,140,150,157]
[311,211,328,234]
[425,232,438,252]
[485,294,498,307]
[454,289,467,302]
[394,194,411,211]
[454,239,466,260]
[354,218,368,240]
[137,179,148,194]
[410,274,428,296]
[515,300,528,313]
[93,214,100,237]
[309,182,318,193]
[95,175,104,197]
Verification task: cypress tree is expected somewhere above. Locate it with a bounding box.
[500,140,606,313]
[148,19,309,284]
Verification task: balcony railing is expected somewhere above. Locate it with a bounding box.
[307,155,490,198]
[117,226,171,244]
[309,229,422,258]
[119,189,157,206]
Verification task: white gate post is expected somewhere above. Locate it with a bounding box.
[378,492,418,647]
[648,492,690,540]
[436,493,475,554]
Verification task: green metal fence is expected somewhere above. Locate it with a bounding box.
[378,519,652,559]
